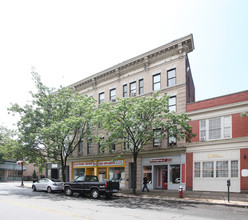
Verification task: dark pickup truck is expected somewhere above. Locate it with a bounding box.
[63,175,120,199]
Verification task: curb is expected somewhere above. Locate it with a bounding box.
[116,193,248,208]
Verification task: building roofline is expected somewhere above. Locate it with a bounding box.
[69,34,194,90]
[188,90,248,105]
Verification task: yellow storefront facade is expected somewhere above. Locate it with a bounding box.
[72,159,125,188]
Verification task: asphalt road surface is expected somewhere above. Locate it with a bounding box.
[0,182,247,220]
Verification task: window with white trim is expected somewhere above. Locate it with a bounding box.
[200,116,232,141]
[139,79,144,95]
[153,129,162,147]
[169,96,176,112]
[202,162,214,178]
[194,162,201,178]
[216,161,228,177]
[153,73,161,91]
[110,88,116,102]
[231,160,239,177]
[167,69,176,87]
[194,160,239,179]
[99,92,104,104]
[130,82,136,97]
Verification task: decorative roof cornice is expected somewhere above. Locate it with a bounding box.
[71,34,194,90]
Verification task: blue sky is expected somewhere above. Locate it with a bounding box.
[0,0,247,128]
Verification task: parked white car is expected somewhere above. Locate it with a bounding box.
[32,178,63,193]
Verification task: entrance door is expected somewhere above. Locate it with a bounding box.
[162,167,168,189]
[51,169,58,179]
[98,168,106,182]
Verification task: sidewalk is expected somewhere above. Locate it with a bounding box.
[117,189,248,208]
[8,181,248,208]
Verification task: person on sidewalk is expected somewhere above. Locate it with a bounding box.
[142,175,150,192]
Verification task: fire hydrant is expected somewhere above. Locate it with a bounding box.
[178,186,183,198]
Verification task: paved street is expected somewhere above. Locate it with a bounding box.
[0,182,247,220]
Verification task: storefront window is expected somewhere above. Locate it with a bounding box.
[194,162,201,178]
[216,161,228,177]
[143,166,152,183]
[202,162,214,177]
[170,164,180,184]
[108,167,124,184]
[74,168,85,179]
[231,160,238,177]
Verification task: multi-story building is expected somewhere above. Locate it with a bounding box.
[186,91,248,192]
[67,34,195,190]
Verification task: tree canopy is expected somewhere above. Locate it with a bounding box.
[8,71,96,181]
[96,92,195,193]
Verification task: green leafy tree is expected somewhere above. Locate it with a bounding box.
[96,92,195,194]
[241,112,248,118]
[9,71,96,181]
[0,125,21,160]
[0,125,27,185]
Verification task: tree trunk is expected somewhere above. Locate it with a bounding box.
[21,161,24,187]
[61,156,67,182]
[132,153,137,194]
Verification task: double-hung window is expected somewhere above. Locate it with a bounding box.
[87,139,92,155]
[130,82,136,97]
[153,73,161,91]
[78,140,83,155]
[200,116,232,141]
[139,79,144,95]
[123,84,127,97]
[169,96,176,112]
[99,92,104,104]
[167,69,176,87]
[153,129,162,147]
[110,88,116,102]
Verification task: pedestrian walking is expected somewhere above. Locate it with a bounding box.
[142,175,150,192]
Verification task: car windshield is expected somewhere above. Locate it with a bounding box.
[75,176,85,182]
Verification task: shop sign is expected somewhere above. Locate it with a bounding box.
[241,169,248,177]
[149,158,172,164]
[74,161,96,168]
[98,160,124,166]
[51,164,58,168]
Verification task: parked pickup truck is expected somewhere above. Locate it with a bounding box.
[63,175,120,199]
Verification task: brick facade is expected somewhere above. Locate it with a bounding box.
[186,152,193,190]
[240,148,248,192]
[187,90,248,112]
[186,91,248,192]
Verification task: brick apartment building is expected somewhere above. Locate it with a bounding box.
[186,91,248,192]
[67,34,195,190]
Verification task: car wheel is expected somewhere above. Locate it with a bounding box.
[64,187,73,196]
[91,189,100,199]
[32,185,37,191]
[47,186,52,193]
